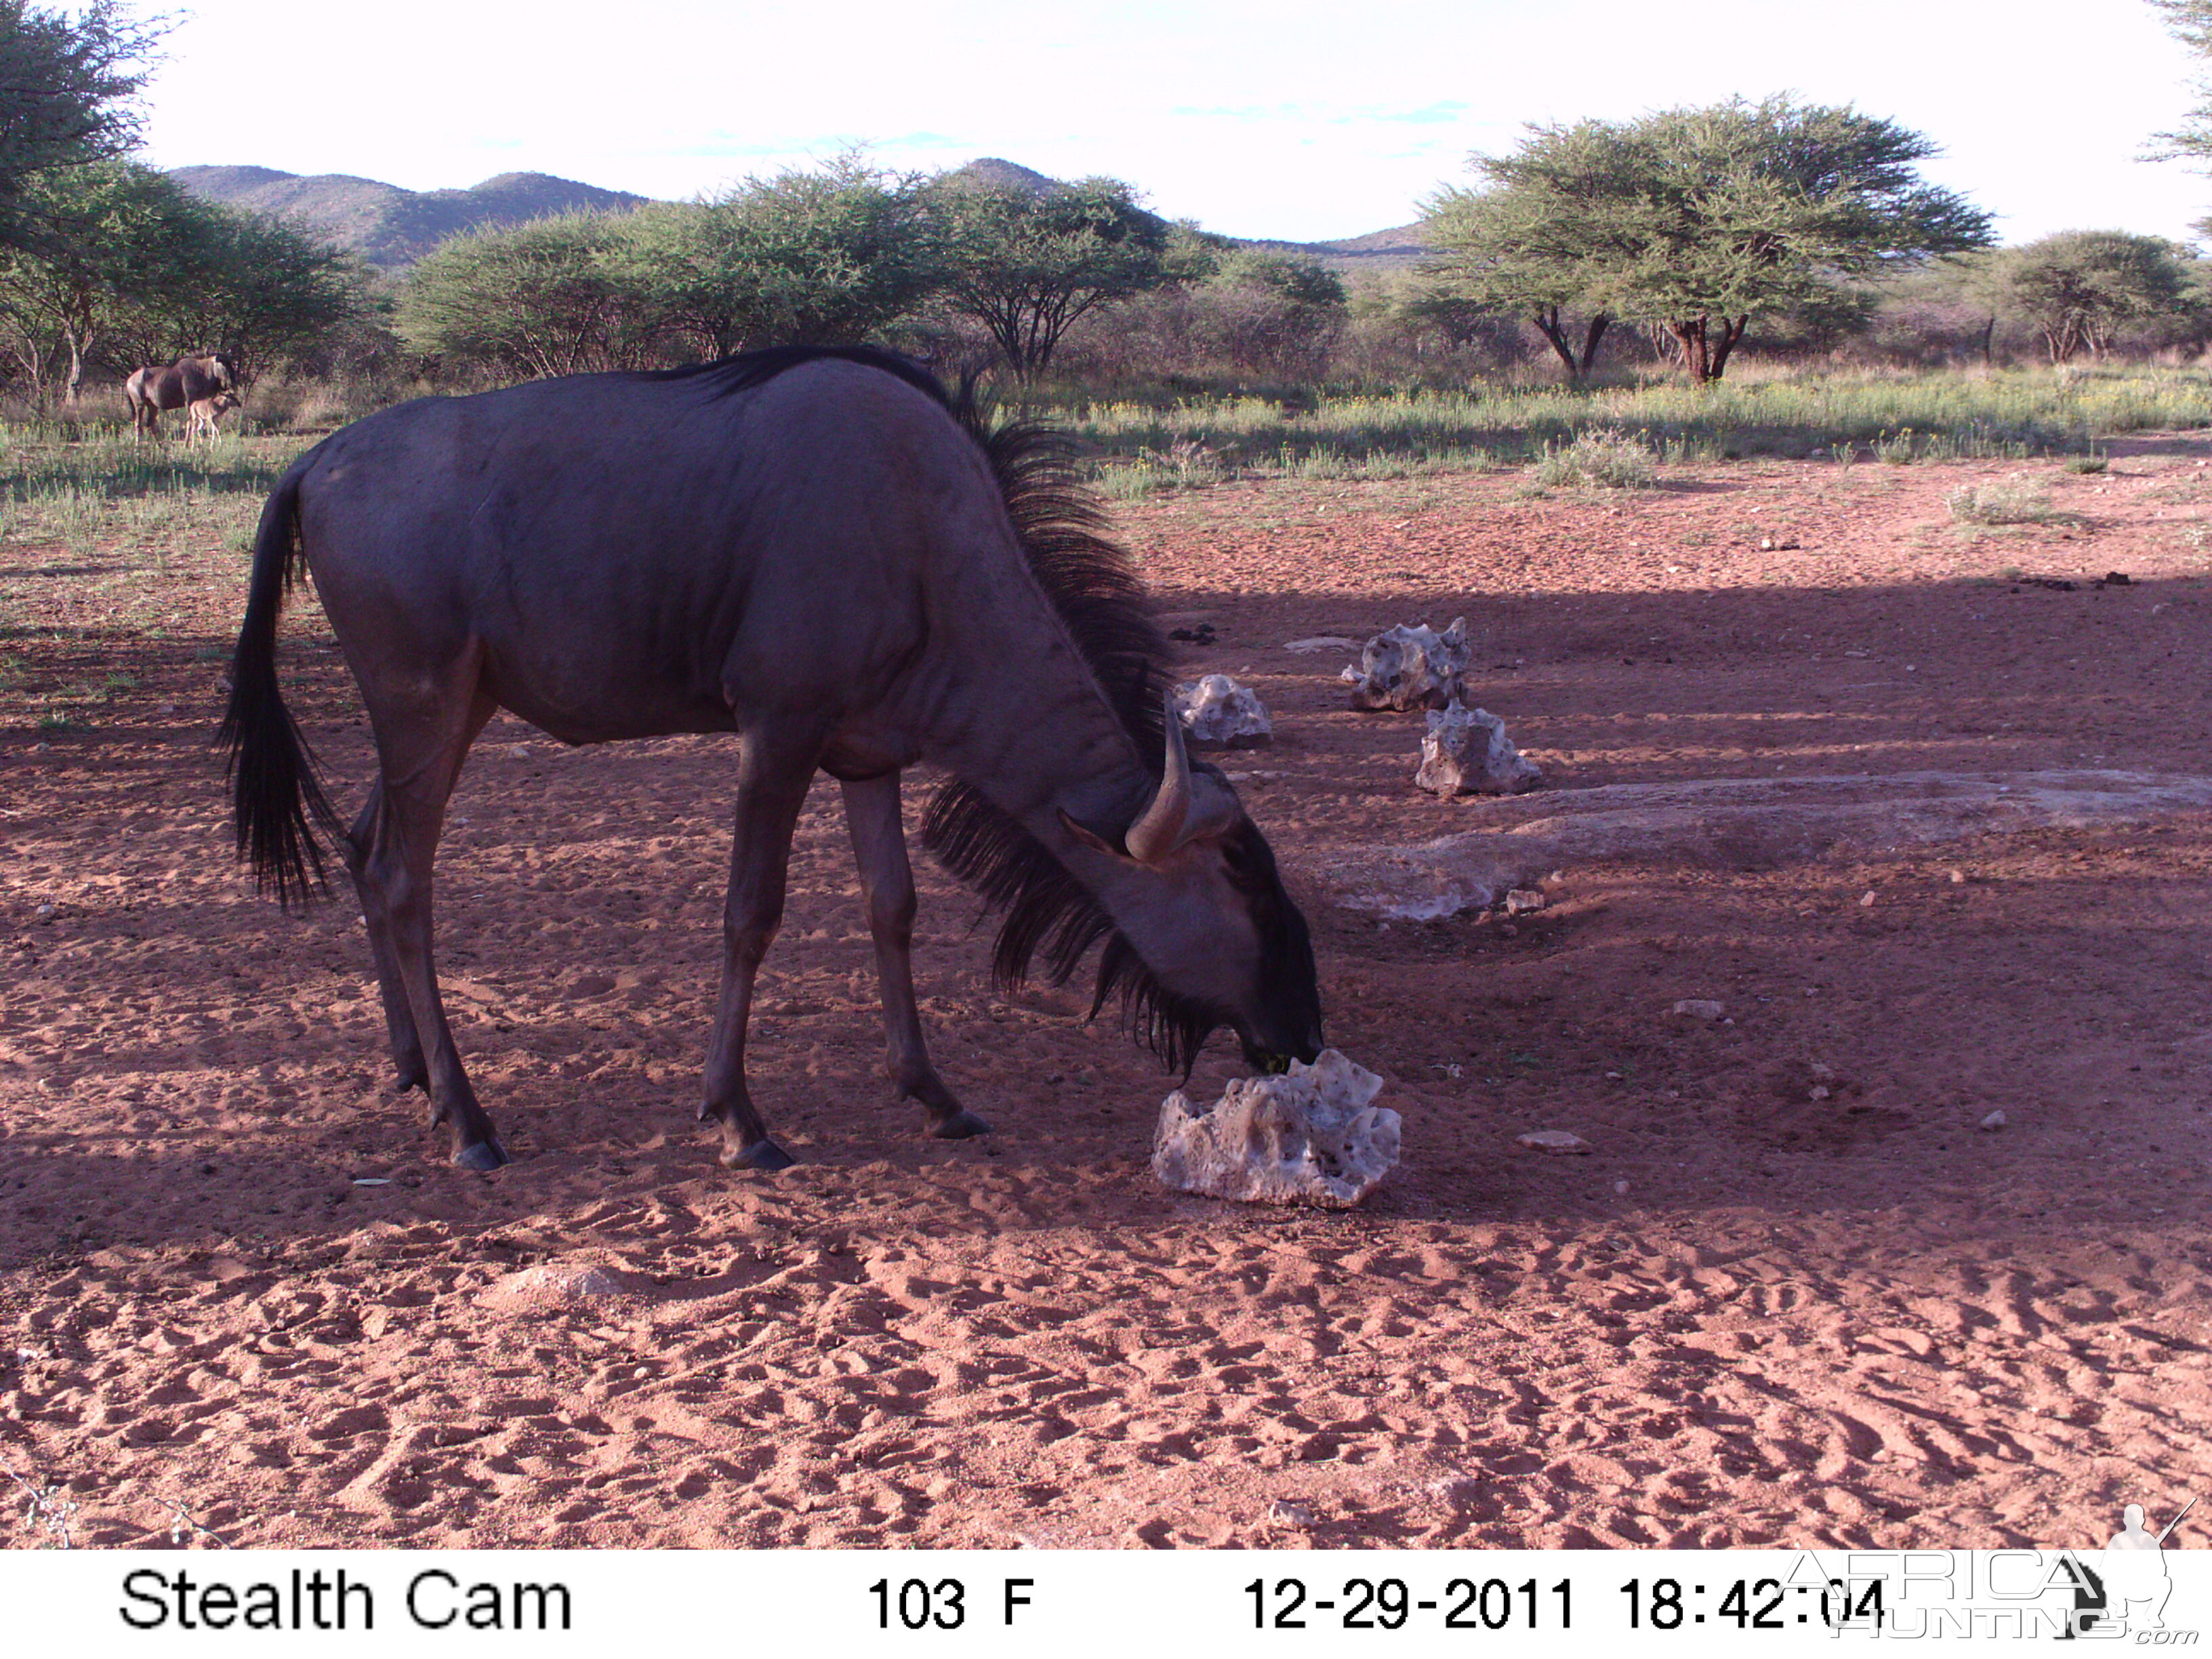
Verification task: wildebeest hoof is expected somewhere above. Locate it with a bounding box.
[724,1136,796,1171]
[926,1109,993,1141]
[453,1138,510,1172]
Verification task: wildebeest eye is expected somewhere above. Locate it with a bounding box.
[1220,838,1253,875]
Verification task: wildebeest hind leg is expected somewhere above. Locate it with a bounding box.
[344,779,428,1092]
[700,722,823,1171]
[353,685,508,1170]
[840,773,988,1140]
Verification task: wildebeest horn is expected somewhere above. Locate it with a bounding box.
[1124,691,1193,865]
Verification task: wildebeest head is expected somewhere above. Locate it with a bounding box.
[1060,697,1325,1074]
[208,353,239,388]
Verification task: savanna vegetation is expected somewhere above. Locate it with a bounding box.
[0,0,2207,504]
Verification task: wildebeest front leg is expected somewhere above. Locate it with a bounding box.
[700,724,821,1171]
[840,773,989,1140]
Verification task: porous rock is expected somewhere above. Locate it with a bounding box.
[1174,673,1273,750]
[1153,1050,1399,1208]
[1340,617,1471,712]
[1414,701,1542,797]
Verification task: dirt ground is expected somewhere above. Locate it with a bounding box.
[3,436,2210,1551]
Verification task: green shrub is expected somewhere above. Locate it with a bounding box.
[1527,426,1656,489]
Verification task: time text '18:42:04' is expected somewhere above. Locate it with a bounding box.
[1620,1578,1887,1630]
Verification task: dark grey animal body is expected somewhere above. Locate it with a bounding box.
[125,352,238,440]
[224,347,1322,1170]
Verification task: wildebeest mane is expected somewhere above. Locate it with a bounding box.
[645,344,1219,1069]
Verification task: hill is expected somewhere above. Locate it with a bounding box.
[167,158,1431,274]
[167,167,651,268]
[1251,221,1433,274]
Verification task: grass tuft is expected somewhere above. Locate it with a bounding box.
[1947,476,2056,525]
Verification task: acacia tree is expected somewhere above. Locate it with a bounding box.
[928,175,1168,377]
[1422,160,1615,382]
[0,158,176,402]
[0,163,366,404]
[0,1,160,253]
[2153,0,2212,226]
[2001,231,2196,361]
[397,214,661,377]
[1429,98,1993,383]
[630,159,940,357]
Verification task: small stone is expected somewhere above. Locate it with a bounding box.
[157,703,176,715]
[1978,1109,2008,1131]
[1268,1499,1315,1525]
[1808,1062,1838,1083]
[34,903,55,920]
[2102,571,2131,586]
[1173,673,1273,749]
[1948,869,1966,884]
[1282,636,1357,653]
[1502,888,1545,915]
[1603,1070,1624,1081]
[1809,1085,1832,1101]
[1414,701,1542,797]
[1612,1179,1631,1195]
[1859,891,1877,907]
[512,743,534,760]
[1516,1130,1591,1155]
[1671,999,1725,1021]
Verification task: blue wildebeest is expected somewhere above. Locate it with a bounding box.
[185,389,241,443]
[222,346,1324,1171]
[125,352,238,441]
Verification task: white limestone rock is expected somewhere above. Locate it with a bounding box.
[1414,701,1542,797]
[1174,672,1273,750]
[1341,617,1471,712]
[1153,1049,1400,1208]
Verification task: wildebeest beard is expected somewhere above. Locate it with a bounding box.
[922,777,1226,1076]
[903,378,1302,1076]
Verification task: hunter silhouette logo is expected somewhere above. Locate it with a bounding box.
[2074,1498,2194,1638]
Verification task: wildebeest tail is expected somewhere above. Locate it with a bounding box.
[218,468,339,907]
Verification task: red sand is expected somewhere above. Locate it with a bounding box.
[3,438,2209,1549]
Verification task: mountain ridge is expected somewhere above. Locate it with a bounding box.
[167,166,653,268]
[168,160,1431,272]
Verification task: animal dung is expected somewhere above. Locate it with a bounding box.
[1414,701,1542,797]
[1153,1049,1400,1208]
[1174,673,1273,750]
[1340,617,1471,711]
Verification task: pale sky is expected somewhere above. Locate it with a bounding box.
[142,0,2211,247]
